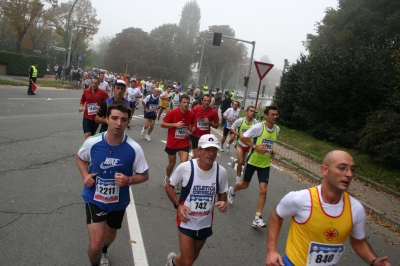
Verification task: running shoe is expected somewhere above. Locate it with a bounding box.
[228,187,235,204]
[100,252,109,266]
[165,252,176,266]
[220,145,224,152]
[163,176,169,187]
[226,143,230,151]
[156,119,159,124]
[141,127,145,136]
[145,134,151,141]
[230,157,236,169]
[252,217,267,228]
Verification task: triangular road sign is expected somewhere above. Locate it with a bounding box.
[254,61,274,80]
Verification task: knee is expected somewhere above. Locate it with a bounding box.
[89,241,103,253]
[237,158,244,166]
[259,187,267,197]
[241,182,249,189]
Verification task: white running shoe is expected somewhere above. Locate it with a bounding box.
[220,145,224,152]
[145,134,151,141]
[252,217,267,228]
[226,143,230,151]
[165,252,176,266]
[100,252,109,266]
[228,187,235,204]
[141,127,145,136]
[230,157,236,169]
[156,119,159,124]
[163,176,169,187]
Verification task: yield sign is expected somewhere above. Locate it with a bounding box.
[254,61,274,80]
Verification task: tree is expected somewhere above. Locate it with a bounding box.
[105,27,160,77]
[0,0,15,51]
[92,36,112,68]
[179,0,200,47]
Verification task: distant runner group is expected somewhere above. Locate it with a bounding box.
[76,75,392,266]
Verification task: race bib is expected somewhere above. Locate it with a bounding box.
[306,242,345,265]
[189,194,214,217]
[261,139,274,154]
[226,120,234,129]
[149,104,157,111]
[197,118,209,130]
[94,177,120,204]
[175,126,188,139]
[129,94,135,101]
[87,103,97,115]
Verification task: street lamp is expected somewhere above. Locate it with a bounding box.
[63,0,79,85]
[197,39,223,86]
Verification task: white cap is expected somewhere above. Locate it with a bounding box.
[198,134,220,149]
[115,80,126,86]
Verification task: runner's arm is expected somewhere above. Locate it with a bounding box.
[350,236,391,266]
[76,153,97,188]
[265,209,285,266]
[95,101,107,124]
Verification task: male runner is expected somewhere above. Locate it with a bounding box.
[228,106,279,228]
[161,95,195,191]
[265,150,392,266]
[230,106,258,183]
[95,80,129,132]
[220,100,240,152]
[141,88,160,141]
[125,78,142,117]
[157,85,172,124]
[165,134,228,266]
[170,85,182,110]
[98,71,111,94]
[191,94,219,159]
[79,77,109,141]
[76,101,149,266]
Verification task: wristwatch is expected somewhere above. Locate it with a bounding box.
[174,202,179,209]
[370,258,378,266]
[252,144,256,149]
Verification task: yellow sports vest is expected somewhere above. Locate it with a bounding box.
[237,118,255,145]
[203,86,208,94]
[31,66,38,78]
[246,124,277,168]
[160,92,169,108]
[286,187,352,265]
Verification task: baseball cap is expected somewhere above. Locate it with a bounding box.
[130,78,136,82]
[198,134,220,149]
[115,80,126,86]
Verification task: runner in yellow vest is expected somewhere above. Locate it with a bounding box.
[202,85,209,94]
[265,150,392,266]
[228,106,279,228]
[27,62,38,95]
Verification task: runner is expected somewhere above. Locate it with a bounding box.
[227,106,279,228]
[76,101,149,266]
[164,134,228,266]
[220,100,240,152]
[157,85,172,124]
[265,150,392,266]
[98,71,111,94]
[160,95,195,193]
[95,80,129,132]
[125,78,142,117]
[230,106,258,183]
[191,94,220,159]
[169,85,182,110]
[79,77,109,141]
[141,88,160,141]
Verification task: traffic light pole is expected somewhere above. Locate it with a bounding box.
[206,32,255,109]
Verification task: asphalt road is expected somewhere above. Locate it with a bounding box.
[0,86,399,266]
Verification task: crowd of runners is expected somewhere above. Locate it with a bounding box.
[76,74,392,266]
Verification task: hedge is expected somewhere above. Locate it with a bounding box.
[0,50,47,78]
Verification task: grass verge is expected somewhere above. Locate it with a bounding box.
[0,80,26,86]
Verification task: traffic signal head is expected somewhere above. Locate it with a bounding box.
[213,33,222,46]
[244,76,249,87]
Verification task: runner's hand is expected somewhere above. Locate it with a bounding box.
[79,106,84,112]
[373,256,391,266]
[83,173,97,188]
[175,121,185,128]
[114,172,128,187]
[177,205,191,222]
[203,117,210,124]
[255,144,267,153]
[265,251,284,266]
[214,201,227,213]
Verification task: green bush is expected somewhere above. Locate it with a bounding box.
[0,50,47,78]
[359,110,400,166]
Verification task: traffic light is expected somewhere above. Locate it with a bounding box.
[244,76,249,87]
[213,32,222,46]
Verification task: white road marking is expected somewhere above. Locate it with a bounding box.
[8,98,81,100]
[0,112,77,120]
[127,188,149,266]
[271,163,284,171]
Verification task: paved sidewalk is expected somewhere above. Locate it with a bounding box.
[273,141,400,229]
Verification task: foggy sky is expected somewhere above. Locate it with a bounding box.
[90,0,338,70]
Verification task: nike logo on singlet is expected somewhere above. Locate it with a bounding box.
[100,158,123,169]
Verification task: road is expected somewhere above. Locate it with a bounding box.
[0,86,399,265]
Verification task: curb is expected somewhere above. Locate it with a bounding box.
[272,156,400,229]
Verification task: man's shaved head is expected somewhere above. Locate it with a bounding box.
[322,150,353,166]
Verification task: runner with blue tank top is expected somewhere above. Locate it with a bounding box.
[77,101,149,266]
[141,88,160,141]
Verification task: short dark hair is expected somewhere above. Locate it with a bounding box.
[233,100,240,107]
[202,94,211,100]
[247,105,255,111]
[180,95,190,102]
[264,105,278,115]
[91,77,99,83]
[106,101,132,118]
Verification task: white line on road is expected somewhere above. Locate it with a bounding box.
[8,98,81,100]
[127,188,149,266]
